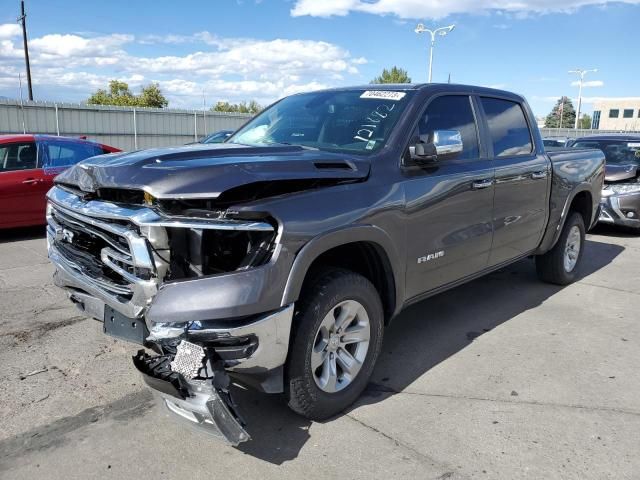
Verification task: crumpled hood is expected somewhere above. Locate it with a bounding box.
[604,164,639,183]
[54,143,370,199]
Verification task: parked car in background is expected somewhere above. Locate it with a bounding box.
[542,137,568,149]
[0,134,120,229]
[197,130,234,144]
[571,135,640,231]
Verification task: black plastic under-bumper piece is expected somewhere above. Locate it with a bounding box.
[132,350,250,445]
[132,350,190,399]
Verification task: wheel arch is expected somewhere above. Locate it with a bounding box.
[281,225,404,323]
[538,184,596,254]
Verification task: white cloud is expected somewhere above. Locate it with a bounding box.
[571,80,604,87]
[0,39,23,60]
[30,33,133,59]
[291,0,640,19]
[0,24,21,39]
[0,29,365,108]
[131,38,360,79]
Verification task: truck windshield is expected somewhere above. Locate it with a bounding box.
[227,89,413,155]
[573,139,640,165]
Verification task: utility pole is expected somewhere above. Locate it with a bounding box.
[415,24,455,83]
[17,0,33,101]
[568,68,597,129]
[559,97,565,129]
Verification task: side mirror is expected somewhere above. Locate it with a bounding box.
[410,141,438,163]
[432,130,463,156]
[410,129,463,164]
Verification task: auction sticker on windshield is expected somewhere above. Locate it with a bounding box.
[360,91,406,101]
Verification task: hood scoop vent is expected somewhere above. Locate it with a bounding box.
[313,161,354,170]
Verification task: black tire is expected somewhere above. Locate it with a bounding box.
[536,212,585,285]
[285,268,384,420]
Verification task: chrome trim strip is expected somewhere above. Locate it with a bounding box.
[48,236,156,319]
[610,196,626,220]
[102,247,134,266]
[101,249,140,284]
[50,201,155,270]
[48,186,274,232]
[52,207,131,257]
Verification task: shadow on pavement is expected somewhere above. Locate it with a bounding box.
[591,223,640,238]
[233,239,623,464]
[0,225,46,244]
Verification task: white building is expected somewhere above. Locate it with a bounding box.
[592,98,640,131]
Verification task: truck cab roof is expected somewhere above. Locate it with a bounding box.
[316,83,526,102]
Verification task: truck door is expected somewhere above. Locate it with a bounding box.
[403,94,495,299]
[477,97,550,266]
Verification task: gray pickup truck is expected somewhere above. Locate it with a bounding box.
[46,84,604,444]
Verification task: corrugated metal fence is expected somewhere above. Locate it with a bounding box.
[0,98,253,151]
[540,127,640,139]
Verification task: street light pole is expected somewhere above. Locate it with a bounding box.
[415,24,455,83]
[568,68,597,129]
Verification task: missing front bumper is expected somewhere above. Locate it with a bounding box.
[133,350,250,445]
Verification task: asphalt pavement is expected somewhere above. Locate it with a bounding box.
[0,225,638,480]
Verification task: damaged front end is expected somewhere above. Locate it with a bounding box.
[134,304,294,445]
[133,345,250,445]
[46,184,294,445]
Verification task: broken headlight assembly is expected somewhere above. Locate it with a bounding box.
[163,225,276,281]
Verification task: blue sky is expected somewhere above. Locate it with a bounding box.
[0,0,638,117]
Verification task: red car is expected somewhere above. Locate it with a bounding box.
[0,134,120,229]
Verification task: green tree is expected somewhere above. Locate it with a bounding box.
[544,96,576,128]
[211,100,263,114]
[370,66,411,84]
[87,80,168,108]
[139,83,169,108]
[579,113,592,129]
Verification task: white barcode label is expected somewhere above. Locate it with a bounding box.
[360,91,406,101]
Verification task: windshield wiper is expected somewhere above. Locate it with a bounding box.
[264,141,319,151]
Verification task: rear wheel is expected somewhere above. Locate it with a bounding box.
[536,212,585,285]
[285,269,384,420]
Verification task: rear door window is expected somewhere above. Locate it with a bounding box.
[0,142,38,172]
[41,140,103,168]
[480,97,533,157]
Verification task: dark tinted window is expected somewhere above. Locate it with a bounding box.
[609,109,619,118]
[543,139,564,147]
[0,142,37,172]
[42,140,103,168]
[414,95,479,160]
[481,97,532,157]
[623,109,634,118]
[592,110,601,129]
[572,140,640,165]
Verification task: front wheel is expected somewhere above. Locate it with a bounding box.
[285,269,384,420]
[536,212,585,285]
